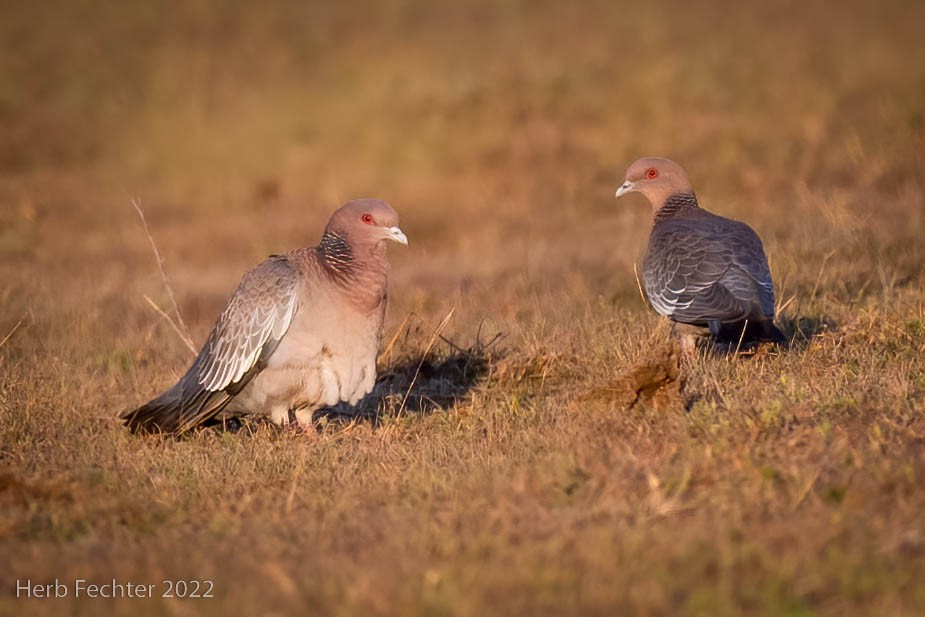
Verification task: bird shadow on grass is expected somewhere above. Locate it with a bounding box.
[208,335,501,434]
[778,314,837,349]
[313,335,501,427]
[704,314,837,356]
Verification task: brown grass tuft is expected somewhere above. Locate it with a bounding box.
[590,340,684,410]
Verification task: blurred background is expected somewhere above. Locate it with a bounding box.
[2,0,922,347]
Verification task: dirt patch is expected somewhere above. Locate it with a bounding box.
[590,341,685,410]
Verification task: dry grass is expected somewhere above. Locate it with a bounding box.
[2,1,925,615]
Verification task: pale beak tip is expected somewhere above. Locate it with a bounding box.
[388,226,408,245]
[615,181,633,198]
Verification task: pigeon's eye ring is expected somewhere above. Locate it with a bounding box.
[645,168,659,180]
[361,213,375,225]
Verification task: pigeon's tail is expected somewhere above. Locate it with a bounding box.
[121,387,182,434]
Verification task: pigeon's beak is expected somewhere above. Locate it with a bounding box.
[386,226,408,245]
[615,180,634,198]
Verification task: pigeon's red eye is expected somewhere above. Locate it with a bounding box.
[361,213,375,225]
[645,168,659,179]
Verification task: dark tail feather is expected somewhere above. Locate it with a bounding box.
[123,344,271,435]
[121,388,183,434]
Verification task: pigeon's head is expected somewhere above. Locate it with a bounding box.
[326,199,408,248]
[615,157,693,211]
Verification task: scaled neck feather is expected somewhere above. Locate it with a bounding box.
[319,232,354,277]
[655,192,699,223]
[316,233,389,312]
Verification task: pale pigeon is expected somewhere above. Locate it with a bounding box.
[123,199,408,433]
[615,157,785,350]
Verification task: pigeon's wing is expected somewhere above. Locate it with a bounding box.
[722,219,776,319]
[174,255,299,431]
[643,217,772,325]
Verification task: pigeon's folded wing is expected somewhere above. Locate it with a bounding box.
[123,256,298,433]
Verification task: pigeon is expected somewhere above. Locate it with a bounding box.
[123,199,408,434]
[615,157,785,351]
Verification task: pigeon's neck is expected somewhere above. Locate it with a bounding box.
[654,192,699,222]
[319,231,354,275]
[317,233,389,311]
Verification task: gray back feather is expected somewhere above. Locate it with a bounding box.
[643,206,775,325]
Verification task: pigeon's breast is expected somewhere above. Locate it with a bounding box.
[315,341,376,407]
[230,297,381,419]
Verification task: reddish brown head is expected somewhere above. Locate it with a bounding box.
[615,157,694,213]
[324,199,408,249]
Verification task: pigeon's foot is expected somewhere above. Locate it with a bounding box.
[671,322,707,361]
[293,408,316,433]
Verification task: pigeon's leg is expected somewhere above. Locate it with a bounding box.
[293,408,315,431]
[671,322,707,360]
[679,333,697,357]
[270,405,290,426]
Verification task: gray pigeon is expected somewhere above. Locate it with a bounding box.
[615,157,785,350]
[123,199,408,434]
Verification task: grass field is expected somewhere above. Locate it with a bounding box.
[2,1,925,615]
